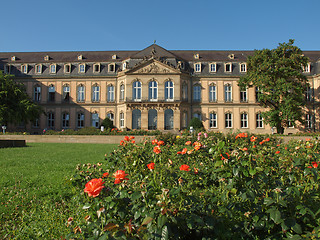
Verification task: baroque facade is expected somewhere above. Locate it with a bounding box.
[1,44,319,134]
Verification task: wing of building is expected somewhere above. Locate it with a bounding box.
[1,44,319,134]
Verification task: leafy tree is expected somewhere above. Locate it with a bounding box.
[101,117,114,129]
[0,71,42,126]
[238,39,309,134]
[188,117,204,130]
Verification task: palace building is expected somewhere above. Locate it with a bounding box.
[1,44,319,134]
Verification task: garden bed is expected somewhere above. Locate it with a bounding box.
[0,139,25,148]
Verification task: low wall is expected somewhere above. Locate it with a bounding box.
[0,135,152,144]
[0,139,26,148]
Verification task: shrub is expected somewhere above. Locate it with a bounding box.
[188,117,204,130]
[67,133,320,239]
[101,117,114,130]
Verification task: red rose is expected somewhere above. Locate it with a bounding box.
[180,164,190,171]
[153,146,161,154]
[113,170,129,184]
[147,162,155,170]
[84,178,105,197]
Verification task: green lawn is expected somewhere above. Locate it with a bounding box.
[0,142,117,239]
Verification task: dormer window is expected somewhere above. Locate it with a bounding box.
[64,64,71,73]
[35,64,42,74]
[303,63,310,73]
[228,54,235,59]
[240,63,247,73]
[78,55,83,60]
[108,63,115,72]
[194,63,201,73]
[112,54,117,59]
[178,61,184,69]
[79,63,86,73]
[209,63,217,73]
[225,63,232,73]
[93,63,100,73]
[122,62,127,70]
[21,64,28,74]
[44,55,50,61]
[11,56,16,61]
[50,64,56,74]
[194,53,199,59]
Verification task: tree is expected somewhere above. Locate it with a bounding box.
[238,39,309,134]
[188,117,204,130]
[101,117,114,130]
[0,71,42,126]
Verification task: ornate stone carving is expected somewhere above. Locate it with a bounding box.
[138,62,171,74]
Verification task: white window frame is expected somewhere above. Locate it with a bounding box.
[77,84,85,102]
[210,112,217,128]
[240,63,247,73]
[148,80,158,101]
[165,80,174,101]
[240,87,247,102]
[107,112,114,124]
[48,84,55,102]
[225,113,233,128]
[209,63,217,73]
[122,62,127,70]
[63,84,70,102]
[303,63,310,73]
[50,64,56,74]
[92,84,100,102]
[92,113,99,128]
[209,84,216,102]
[107,85,115,102]
[120,112,125,128]
[33,85,41,102]
[79,64,86,73]
[133,81,142,101]
[225,63,232,73]
[241,112,248,128]
[35,64,42,74]
[21,64,28,74]
[93,63,100,73]
[194,63,201,72]
[64,64,71,74]
[120,84,125,101]
[306,114,313,129]
[224,84,232,102]
[108,63,115,72]
[256,113,264,128]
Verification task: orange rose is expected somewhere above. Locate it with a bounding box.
[124,136,130,142]
[153,146,161,154]
[102,172,109,178]
[185,141,192,146]
[152,139,158,145]
[311,161,318,168]
[157,140,165,146]
[180,165,190,171]
[84,178,105,197]
[113,170,129,184]
[181,148,188,154]
[147,162,155,170]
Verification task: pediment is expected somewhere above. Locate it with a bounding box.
[127,60,180,75]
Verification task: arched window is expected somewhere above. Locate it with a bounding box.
[47,112,55,129]
[240,87,247,102]
[119,112,125,128]
[148,109,157,130]
[133,81,141,101]
[165,80,174,101]
[107,85,115,102]
[210,112,217,128]
[256,113,264,128]
[241,112,248,128]
[120,84,125,101]
[92,112,99,128]
[92,84,100,102]
[63,84,70,102]
[193,85,201,102]
[48,84,55,102]
[77,112,85,128]
[62,112,70,128]
[209,84,216,102]
[164,109,174,130]
[148,80,157,101]
[224,84,232,102]
[77,84,85,102]
[182,83,188,101]
[33,85,41,102]
[225,112,232,128]
[132,109,141,129]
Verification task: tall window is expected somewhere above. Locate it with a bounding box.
[256,113,264,128]
[225,63,232,72]
[306,87,313,102]
[209,84,216,102]
[255,87,261,102]
[64,64,71,73]
[93,63,100,73]
[148,109,157,130]
[48,84,55,102]
[120,112,124,128]
[193,85,201,102]
[92,113,99,128]
[62,112,70,128]
[21,64,28,74]
[241,113,248,128]
[133,81,141,101]
[306,114,313,129]
[132,109,141,129]
[164,109,174,130]
[240,63,246,72]
[33,85,41,102]
[240,87,247,102]
[209,63,216,73]
[77,84,85,102]
[50,64,56,74]
[224,84,232,102]
[107,85,115,102]
[165,80,174,101]
[182,112,188,129]
[225,113,232,128]
[47,112,55,128]
[79,64,86,73]
[107,112,114,125]
[210,112,217,128]
[77,112,84,128]
[120,84,125,101]
[63,84,70,102]
[32,118,39,128]
[148,81,158,101]
[35,64,42,74]
[182,83,188,101]
[194,63,201,72]
[92,84,100,102]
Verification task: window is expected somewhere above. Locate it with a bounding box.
[194,112,202,120]
[225,113,232,128]
[92,84,100,102]
[240,87,247,102]
[193,84,201,102]
[63,84,70,102]
[35,64,42,74]
[108,63,115,72]
[120,84,125,101]
[182,112,188,129]
[209,84,216,102]
[122,62,127,70]
[32,118,40,128]
[306,87,313,102]
[21,64,28,74]
[164,109,174,130]
[165,80,174,101]
[240,63,246,72]
[132,109,141,129]
[79,64,86,73]
[182,83,188,101]
[93,63,100,73]
[120,112,124,128]
[64,64,71,73]
[256,113,264,128]
[306,114,313,129]
[194,63,201,72]
[92,112,99,128]
[5,65,11,74]
[241,113,248,128]
[77,112,85,128]
[210,112,217,128]
[148,109,157,130]
[107,112,114,125]
[47,112,55,128]
[77,84,85,102]
[209,63,217,73]
[303,63,310,73]
[50,64,56,74]
[148,80,158,101]
[48,84,55,102]
[62,112,70,128]
[33,85,41,102]
[224,84,232,102]
[107,85,115,102]
[225,63,232,72]
[133,81,141,101]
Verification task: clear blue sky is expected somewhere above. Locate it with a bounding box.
[1,0,319,52]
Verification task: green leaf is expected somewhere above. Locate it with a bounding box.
[269,208,282,224]
[292,223,302,234]
[264,198,275,206]
[161,225,169,240]
[132,191,142,201]
[141,216,153,226]
[134,211,141,220]
[249,168,256,176]
[157,215,167,229]
[82,204,91,209]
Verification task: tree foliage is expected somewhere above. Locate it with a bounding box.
[238,39,309,134]
[188,117,204,130]
[0,71,42,126]
[101,117,114,129]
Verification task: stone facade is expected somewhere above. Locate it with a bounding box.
[1,44,319,134]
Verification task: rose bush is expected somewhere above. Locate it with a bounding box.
[67,132,320,239]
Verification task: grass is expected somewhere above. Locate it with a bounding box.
[0,142,117,239]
